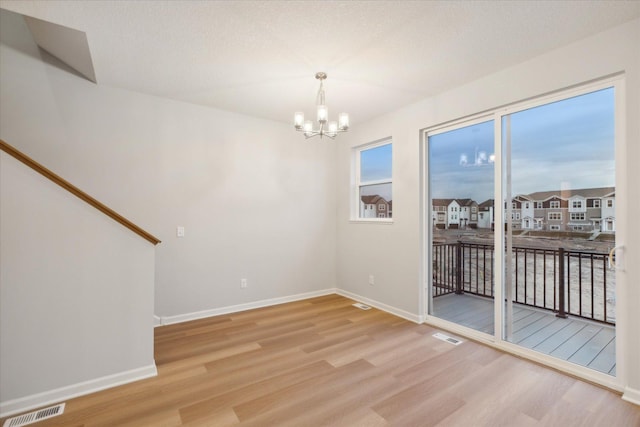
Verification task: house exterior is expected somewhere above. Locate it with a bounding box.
[477,199,494,229]
[360,195,391,218]
[438,187,615,233]
[432,199,450,229]
[457,199,478,229]
[432,199,463,229]
[525,187,615,232]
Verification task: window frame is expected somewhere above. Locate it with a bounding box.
[352,138,393,223]
[548,212,562,221]
[570,212,586,221]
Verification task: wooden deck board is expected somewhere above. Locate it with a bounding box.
[517,317,576,348]
[433,293,616,375]
[511,313,558,344]
[549,324,602,360]
[586,334,617,376]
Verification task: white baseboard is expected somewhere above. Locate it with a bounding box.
[153,315,162,327]
[335,289,424,324]
[623,386,640,406]
[159,288,337,326]
[0,363,157,418]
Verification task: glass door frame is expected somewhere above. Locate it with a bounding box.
[421,75,626,392]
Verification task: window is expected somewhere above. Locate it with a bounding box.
[572,200,583,209]
[512,203,517,209]
[524,202,530,209]
[550,201,560,209]
[536,202,543,209]
[472,206,477,213]
[550,225,561,231]
[548,212,562,221]
[354,140,392,220]
[570,213,585,221]
[607,199,614,208]
[594,199,601,208]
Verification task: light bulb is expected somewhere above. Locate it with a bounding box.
[317,105,328,123]
[303,120,313,133]
[338,112,349,130]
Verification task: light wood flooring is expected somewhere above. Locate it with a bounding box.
[433,293,616,375]
[3,294,638,426]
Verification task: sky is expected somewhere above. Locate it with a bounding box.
[429,87,615,203]
[361,142,393,200]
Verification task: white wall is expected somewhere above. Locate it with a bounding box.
[337,19,640,398]
[0,151,156,414]
[0,9,337,322]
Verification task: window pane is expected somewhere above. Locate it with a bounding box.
[359,183,392,218]
[428,119,495,335]
[502,87,616,375]
[360,143,392,183]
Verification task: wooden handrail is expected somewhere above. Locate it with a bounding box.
[0,139,161,245]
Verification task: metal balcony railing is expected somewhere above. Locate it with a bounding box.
[432,241,615,325]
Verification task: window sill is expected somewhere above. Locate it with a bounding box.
[349,219,394,225]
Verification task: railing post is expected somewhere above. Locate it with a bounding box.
[556,247,568,319]
[456,241,463,294]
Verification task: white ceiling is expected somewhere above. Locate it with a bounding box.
[1,0,639,126]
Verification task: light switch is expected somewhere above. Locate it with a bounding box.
[177,226,185,237]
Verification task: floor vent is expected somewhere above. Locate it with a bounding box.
[433,332,463,346]
[352,302,371,310]
[3,403,65,427]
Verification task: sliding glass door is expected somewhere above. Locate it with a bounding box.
[501,87,617,375]
[428,118,495,335]
[426,80,620,381]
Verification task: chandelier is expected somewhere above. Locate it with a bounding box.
[460,147,495,167]
[294,72,349,139]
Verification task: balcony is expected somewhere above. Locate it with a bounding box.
[432,241,616,375]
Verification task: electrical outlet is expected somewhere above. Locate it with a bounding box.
[369,274,375,286]
[176,226,185,237]
[241,278,247,288]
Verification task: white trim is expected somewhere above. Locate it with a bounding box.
[622,386,640,406]
[153,315,161,327]
[335,289,424,324]
[158,287,423,327]
[0,364,157,418]
[158,289,336,326]
[348,219,393,225]
[612,77,627,392]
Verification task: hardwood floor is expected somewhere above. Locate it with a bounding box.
[3,294,639,426]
